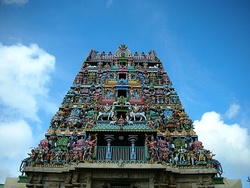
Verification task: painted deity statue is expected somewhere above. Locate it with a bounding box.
[83,134,97,160]
[156,137,169,162]
[145,134,157,162]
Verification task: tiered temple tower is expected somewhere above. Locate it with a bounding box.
[21,44,223,188]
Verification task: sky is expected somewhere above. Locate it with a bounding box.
[0,0,250,187]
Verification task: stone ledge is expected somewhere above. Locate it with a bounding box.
[24,163,217,175]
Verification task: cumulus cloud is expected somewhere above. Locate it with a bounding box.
[0,43,55,121]
[0,0,28,5]
[0,120,33,159]
[0,42,55,183]
[225,103,240,119]
[194,111,250,180]
[0,120,34,183]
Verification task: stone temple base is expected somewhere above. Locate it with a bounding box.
[24,162,217,188]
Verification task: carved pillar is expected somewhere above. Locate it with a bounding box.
[169,174,176,188]
[72,172,80,188]
[149,172,154,188]
[128,135,138,161]
[32,174,43,188]
[85,172,92,188]
[26,173,34,188]
[105,135,114,160]
[65,172,72,188]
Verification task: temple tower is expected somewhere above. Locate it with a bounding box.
[22,44,222,188]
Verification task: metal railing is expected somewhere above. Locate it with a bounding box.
[96,146,145,161]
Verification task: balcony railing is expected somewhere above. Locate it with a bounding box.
[96,146,146,161]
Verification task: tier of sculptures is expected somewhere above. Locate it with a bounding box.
[21,45,222,177]
[21,129,222,177]
[22,130,97,168]
[50,56,186,134]
[86,44,159,62]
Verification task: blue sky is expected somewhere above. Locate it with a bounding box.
[0,0,250,187]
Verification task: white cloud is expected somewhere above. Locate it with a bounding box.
[0,43,55,121]
[225,103,240,119]
[0,120,33,159]
[194,111,250,181]
[0,120,34,183]
[0,0,28,5]
[0,42,55,184]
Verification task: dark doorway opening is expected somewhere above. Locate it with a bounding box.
[119,73,126,79]
[117,90,127,97]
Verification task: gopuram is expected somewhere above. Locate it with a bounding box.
[21,44,224,188]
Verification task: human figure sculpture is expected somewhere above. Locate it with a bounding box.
[65,151,71,164]
[39,137,49,156]
[56,134,68,152]
[206,150,215,168]
[192,139,203,159]
[156,137,169,162]
[113,112,118,121]
[35,144,45,162]
[125,111,130,122]
[198,146,206,161]
[145,134,157,161]
[86,119,96,128]
[189,151,196,165]
[27,149,36,166]
[103,103,111,112]
[83,134,97,160]
[178,146,186,164]
[49,152,55,164]
[133,104,140,112]
[105,90,111,99]
[184,133,193,150]
[74,137,85,152]
[55,148,64,163]
[49,131,58,152]
[173,136,185,153]
[118,115,125,126]
[68,132,78,153]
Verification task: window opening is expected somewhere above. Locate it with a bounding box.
[119,73,126,79]
[117,90,127,97]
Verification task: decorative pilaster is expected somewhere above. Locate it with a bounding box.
[72,172,80,188]
[65,173,72,188]
[149,172,154,188]
[105,135,114,160]
[128,135,138,161]
[86,172,92,188]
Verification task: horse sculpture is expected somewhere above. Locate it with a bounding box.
[128,106,147,121]
[97,108,114,120]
